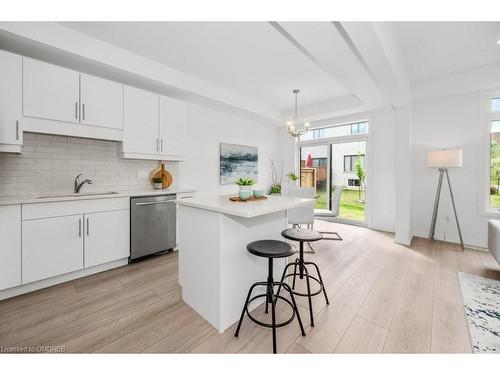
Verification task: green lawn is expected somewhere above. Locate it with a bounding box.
[316,188,365,222]
[491,193,500,208]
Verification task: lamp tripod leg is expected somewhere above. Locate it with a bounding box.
[445,169,464,250]
[429,169,444,242]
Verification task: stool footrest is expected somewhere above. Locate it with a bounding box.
[245,292,296,329]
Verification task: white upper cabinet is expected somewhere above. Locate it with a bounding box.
[23,57,80,124]
[121,85,160,157]
[159,96,188,158]
[0,50,22,153]
[80,74,124,130]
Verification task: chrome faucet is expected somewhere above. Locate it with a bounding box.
[74,174,93,194]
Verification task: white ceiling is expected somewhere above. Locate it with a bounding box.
[59,22,348,114]
[390,22,500,82]
[57,21,500,122]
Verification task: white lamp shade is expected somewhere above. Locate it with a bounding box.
[427,149,463,168]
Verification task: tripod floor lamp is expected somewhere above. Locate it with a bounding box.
[427,149,464,250]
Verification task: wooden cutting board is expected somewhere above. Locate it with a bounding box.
[149,162,173,189]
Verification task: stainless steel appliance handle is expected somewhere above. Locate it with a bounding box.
[134,200,175,206]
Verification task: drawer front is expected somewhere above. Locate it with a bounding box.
[22,197,129,220]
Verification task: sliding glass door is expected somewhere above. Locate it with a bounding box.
[330,140,366,222]
[299,135,367,223]
[300,145,329,210]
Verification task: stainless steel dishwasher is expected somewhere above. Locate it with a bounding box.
[130,194,176,261]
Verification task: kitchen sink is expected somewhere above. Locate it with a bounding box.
[36,191,120,199]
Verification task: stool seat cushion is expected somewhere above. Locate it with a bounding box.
[281,228,323,242]
[247,240,294,258]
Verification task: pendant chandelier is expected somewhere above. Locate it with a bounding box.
[287,88,310,138]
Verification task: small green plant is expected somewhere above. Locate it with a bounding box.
[269,184,281,195]
[235,177,256,186]
[287,171,299,182]
[354,152,366,201]
[152,176,163,184]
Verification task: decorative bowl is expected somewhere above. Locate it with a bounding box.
[252,189,264,197]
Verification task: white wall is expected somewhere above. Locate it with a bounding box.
[368,108,397,232]
[178,103,281,196]
[410,92,486,247]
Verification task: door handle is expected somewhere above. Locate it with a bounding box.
[79,218,82,237]
[86,217,90,236]
[16,120,19,140]
[135,200,174,206]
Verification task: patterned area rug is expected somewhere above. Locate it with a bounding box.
[458,272,500,353]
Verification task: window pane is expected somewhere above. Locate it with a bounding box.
[490,120,500,208]
[299,121,369,141]
[492,97,500,112]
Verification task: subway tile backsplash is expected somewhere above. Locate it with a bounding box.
[0,133,178,200]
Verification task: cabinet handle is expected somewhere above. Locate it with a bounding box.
[82,103,86,121]
[156,138,159,152]
[75,102,78,120]
[16,120,19,140]
[86,217,89,236]
[160,139,163,152]
[79,218,82,237]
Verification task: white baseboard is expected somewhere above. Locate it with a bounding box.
[0,258,128,301]
[412,231,488,251]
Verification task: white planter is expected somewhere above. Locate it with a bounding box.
[153,183,163,190]
[238,185,253,194]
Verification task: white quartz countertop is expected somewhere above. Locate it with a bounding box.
[177,194,313,218]
[0,187,197,206]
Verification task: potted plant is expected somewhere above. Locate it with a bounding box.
[287,171,299,184]
[269,158,283,195]
[152,176,163,190]
[235,178,256,200]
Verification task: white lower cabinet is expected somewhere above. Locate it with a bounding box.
[21,198,130,285]
[0,205,22,290]
[22,214,84,284]
[84,209,130,268]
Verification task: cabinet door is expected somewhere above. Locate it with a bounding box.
[22,215,84,284]
[23,57,80,124]
[123,86,159,155]
[0,50,22,147]
[84,209,130,268]
[0,205,21,290]
[80,74,124,130]
[159,96,188,157]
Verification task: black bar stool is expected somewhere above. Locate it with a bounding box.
[234,239,306,354]
[279,228,329,327]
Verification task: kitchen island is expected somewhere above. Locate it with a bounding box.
[176,194,313,333]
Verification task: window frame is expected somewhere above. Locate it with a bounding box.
[343,154,365,172]
[480,89,500,217]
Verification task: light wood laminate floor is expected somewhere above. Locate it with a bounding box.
[1,221,499,354]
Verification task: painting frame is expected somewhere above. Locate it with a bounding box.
[219,143,258,185]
